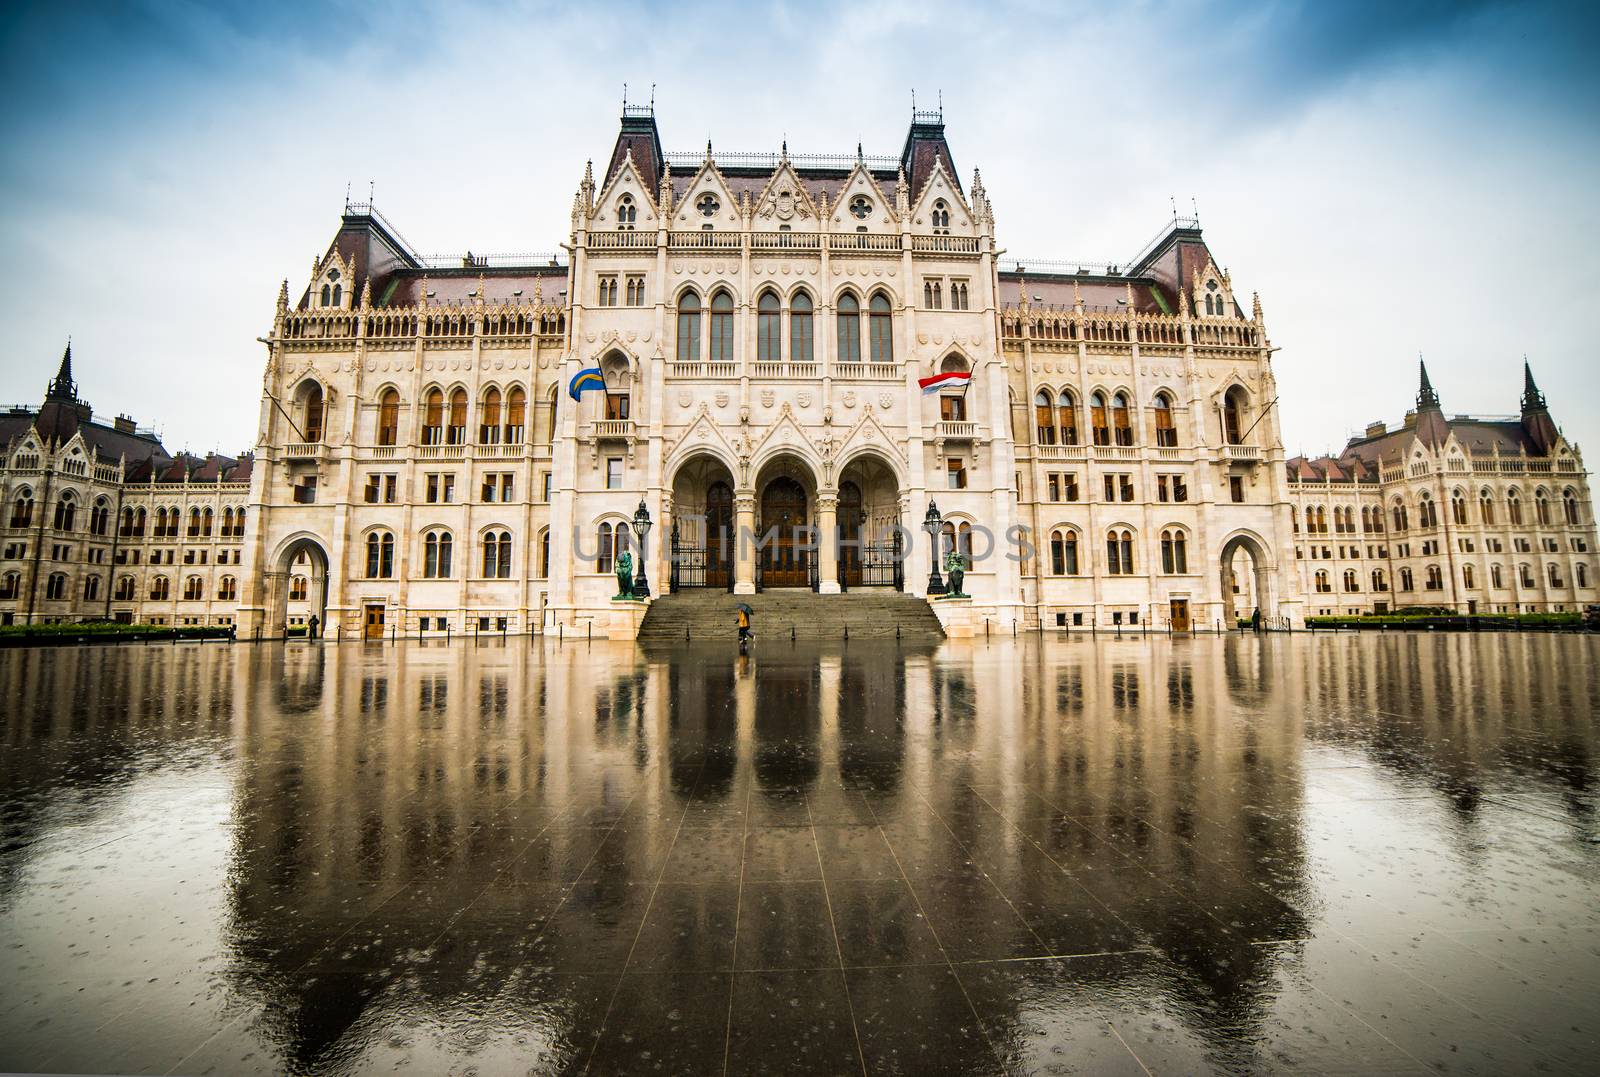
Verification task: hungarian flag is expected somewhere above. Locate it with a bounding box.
[918,370,972,395]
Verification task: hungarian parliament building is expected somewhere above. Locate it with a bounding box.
[1,106,1595,634]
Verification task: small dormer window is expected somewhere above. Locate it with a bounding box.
[696,193,720,217]
[849,195,872,220]
[932,199,950,232]
[618,194,636,230]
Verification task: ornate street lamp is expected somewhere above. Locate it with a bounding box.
[924,500,945,596]
[632,499,652,598]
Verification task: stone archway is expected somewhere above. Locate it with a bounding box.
[836,451,905,590]
[267,535,330,638]
[1219,532,1271,625]
[669,452,738,591]
[752,453,820,591]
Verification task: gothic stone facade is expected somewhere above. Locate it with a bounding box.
[4,107,1593,632]
[0,347,253,626]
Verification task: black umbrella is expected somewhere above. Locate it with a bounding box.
[735,602,753,615]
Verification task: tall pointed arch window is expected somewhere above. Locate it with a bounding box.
[424,531,453,578]
[757,291,781,362]
[1106,529,1135,575]
[482,530,512,578]
[1223,388,1246,445]
[709,290,735,364]
[377,389,400,446]
[447,389,468,445]
[302,383,324,443]
[1111,392,1133,446]
[1507,488,1523,525]
[1160,529,1188,574]
[505,387,526,444]
[365,531,395,579]
[836,293,861,363]
[480,387,502,444]
[1034,391,1056,445]
[1153,392,1176,447]
[790,292,814,363]
[617,193,636,229]
[676,291,702,361]
[422,389,444,445]
[1090,392,1110,446]
[1057,391,1078,445]
[868,293,894,363]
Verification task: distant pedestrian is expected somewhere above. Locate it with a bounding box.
[736,604,752,648]
[307,614,320,640]
[1250,607,1261,633]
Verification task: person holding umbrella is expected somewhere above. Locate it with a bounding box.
[736,602,753,648]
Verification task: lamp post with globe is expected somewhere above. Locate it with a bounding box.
[924,500,946,596]
[631,500,653,598]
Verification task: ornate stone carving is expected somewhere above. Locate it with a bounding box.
[797,391,812,408]
[714,391,729,408]
[842,391,857,409]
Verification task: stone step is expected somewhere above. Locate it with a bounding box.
[638,592,944,642]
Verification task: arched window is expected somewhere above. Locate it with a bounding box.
[836,293,861,364]
[1392,499,1409,532]
[1160,529,1188,574]
[1564,488,1581,526]
[81,575,98,602]
[9,490,32,528]
[114,575,135,601]
[302,383,324,442]
[480,387,502,444]
[424,531,453,578]
[45,573,66,601]
[1034,391,1056,445]
[219,575,237,600]
[1222,388,1245,445]
[1507,488,1523,525]
[53,491,77,531]
[1462,564,1475,590]
[931,199,950,231]
[676,291,701,361]
[1305,506,1316,533]
[1153,392,1176,447]
[538,529,551,579]
[1418,494,1436,530]
[1578,562,1589,589]
[187,507,202,537]
[1090,392,1110,446]
[709,290,735,364]
[1479,489,1495,524]
[365,531,395,579]
[183,575,204,601]
[321,283,331,307]
[332,283,341,306]
[0,571,18,599]
[505,387,526,444]
[422,388,444,445]
[233,508,246,538]
[1372,568,1387,592]
[757,291,782,362]
[790,292,814,363]
[940,521,973,557]
[617,193,636,229]
[149,575,170,601]
[482,530,511,578]
[1535,489,1551,526]
[1314,570,1330,593]
[1057,390,1078,446]
[289,576,308,601]
[1111,392,1133,445]
[1106,529,1134,575]
[1048,528,1080,575]
[597,521,614,574]
[1451,491,1467,526]
[447,388,468,445]
[1344,568,1360,592]
[377,389,400,446]
[868,293,894,364]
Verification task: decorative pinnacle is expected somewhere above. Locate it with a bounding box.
[1417,358,1441,411]
[1522,359,1546,411]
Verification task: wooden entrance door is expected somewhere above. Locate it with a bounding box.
[759,477,809,588]
[705,481,733,589]
[839,481,863,588]
[1168,599,1190,632]
[364,604,385,639]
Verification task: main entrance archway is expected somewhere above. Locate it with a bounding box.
[753,454,818,590]
[836,452,904,590]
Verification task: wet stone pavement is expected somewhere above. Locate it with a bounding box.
[0,633,1597,1076]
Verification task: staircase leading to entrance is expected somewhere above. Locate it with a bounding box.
[637,591,945,643]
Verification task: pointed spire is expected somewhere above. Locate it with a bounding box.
[48,340,76,401]
[856,142,864,164]
[780,138,788,161]
[1417,358,1440,411]
[359,278,371,310]
[277,278,290,314]
[1521,359,1546,412]
[1251,291,1263,322]
[658,158,673,214]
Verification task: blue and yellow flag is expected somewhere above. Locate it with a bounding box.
[568,367,605,401]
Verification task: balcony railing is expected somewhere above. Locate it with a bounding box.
[670,361,739,379]
[1093,445,1139,461]
[419,444,466,460]
[669,231,741,251]
[1221,444,1261,463]
[830,233,901,254]
[753,361,820,378]
[476,443,525,458]
[751,231,822,252]
[935,421,978,441]
[910,234,979,255]
[284,444,321,458]
[834,362,900,380]
[1035,444,1088,460]
[591,419,636,440]
[586,230,655,250]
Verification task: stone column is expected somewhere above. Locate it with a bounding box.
[817,492,840,594]
[734,490,756,594]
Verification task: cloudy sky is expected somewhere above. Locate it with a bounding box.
[2,0,1597,460]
